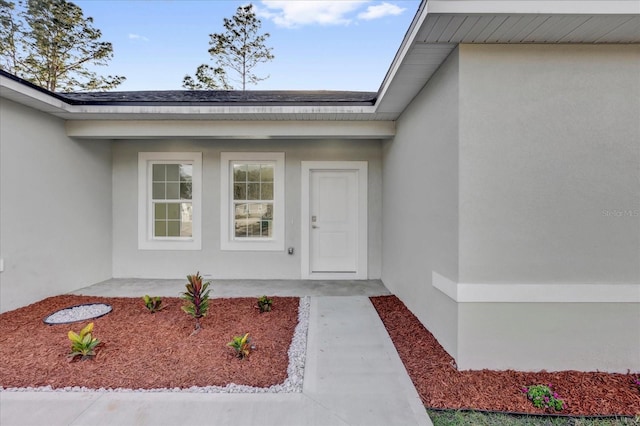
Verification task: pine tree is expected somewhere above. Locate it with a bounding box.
[183,4,274,91]
[0,0,125,92]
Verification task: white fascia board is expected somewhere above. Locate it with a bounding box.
[63,104,377,117]
[375,2,430,109]
[65,120,395,139]
[432,272,640,303]
[0,74,70,114]
[425,1,640,15]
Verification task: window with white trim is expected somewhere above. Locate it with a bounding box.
[221,152,284,251]
[138,152,202,250]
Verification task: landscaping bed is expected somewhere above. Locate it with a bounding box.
[0,295,299,390]
[371,295,640,417]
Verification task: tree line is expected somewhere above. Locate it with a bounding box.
[0,0,272,92]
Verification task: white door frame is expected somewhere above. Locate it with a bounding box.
[301,161,368,279]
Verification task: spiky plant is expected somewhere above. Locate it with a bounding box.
[180,272,211,332]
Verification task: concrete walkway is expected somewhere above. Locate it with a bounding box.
[0,280,432,426]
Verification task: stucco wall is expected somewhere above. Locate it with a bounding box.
[382,48,460,358]
[111,139,382,279]
[0,99,112,313]
[458,44,640,284]
[455,44,640,372]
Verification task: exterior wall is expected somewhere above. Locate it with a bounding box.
[112,139,382,279]
[382,48,460,358]
[0,99,112,313]
[458,302,640,372]
[455,44,640,371]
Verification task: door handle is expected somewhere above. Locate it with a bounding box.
[312,225,319,229]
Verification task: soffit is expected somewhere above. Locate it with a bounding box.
[374,0,640,116]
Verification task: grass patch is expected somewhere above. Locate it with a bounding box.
[426,410,640,426]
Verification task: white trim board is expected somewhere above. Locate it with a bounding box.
[220,152,285,252]
[137,152,202,250]
[432,271,640,303]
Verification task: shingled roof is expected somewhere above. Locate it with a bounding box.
[60,90,377,106]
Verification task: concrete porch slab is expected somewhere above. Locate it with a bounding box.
[71,278,391,298]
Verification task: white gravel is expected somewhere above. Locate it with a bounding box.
[2,296,310,394]
[43,303,112,325]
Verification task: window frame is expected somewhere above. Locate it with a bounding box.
[220,152,285,251]
[138,152,202,250]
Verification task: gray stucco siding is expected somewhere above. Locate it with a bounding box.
[382,48,461,359]
[458,44,640,284]
[0,99,113,313]
[111,139,383,280]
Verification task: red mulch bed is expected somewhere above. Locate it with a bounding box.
[371,295,640,417]
[0,295,298,390]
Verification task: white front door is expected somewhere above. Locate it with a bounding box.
[310,170,358,273]
[301,161,368,279]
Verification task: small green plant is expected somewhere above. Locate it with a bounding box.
[521,384,564,411]
[257,295,273,313]
[142,295,164,313]
[180,271,211,332]
[227,333,252,359]
[67,322,100,361]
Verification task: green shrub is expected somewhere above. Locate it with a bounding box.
[521,384,564,411]
[227,333,252,359]
[257,295,272,313]
[67,322,100,361]
[142,295,164,313]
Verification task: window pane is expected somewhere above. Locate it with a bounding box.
[261,221,272,237]
[155,203,166,220]
[180,182,192,200]
[233,164,247,182]
[180,165,192,182]
[247,164,260,181]
[166,183,179,199]
[180,203,193,237]
[247,183,260,200]
[263,204,273,220]
[181,220,192,237]
[152,183,165,199]
[261,183,273,200]
[154,221,167,237]
[166,221,180,237]
[260,165,274,182]
[233,183,246,200]
[167,203,180,220]
[247,219,261,237]
[166,164,179,181]
[234,203,248,237]
[152,164,165,181]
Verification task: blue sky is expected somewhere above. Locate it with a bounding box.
[73,1,420,92]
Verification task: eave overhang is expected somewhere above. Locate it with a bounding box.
[375,0,640,115]
[1,0,638,138]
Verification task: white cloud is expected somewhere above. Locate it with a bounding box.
[128,33,149,41]
[357,2,405,20]
[258,1,368,28]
